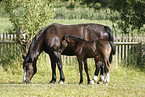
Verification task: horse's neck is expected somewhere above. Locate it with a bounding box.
[27,41,43,62]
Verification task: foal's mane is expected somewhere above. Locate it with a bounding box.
[66,35,85,42]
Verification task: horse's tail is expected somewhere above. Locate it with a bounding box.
[104,26,114,41]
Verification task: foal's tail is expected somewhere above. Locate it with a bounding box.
[104,26,116,63]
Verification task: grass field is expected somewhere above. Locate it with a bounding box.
[0,18,145,96]
[0,53,145,96]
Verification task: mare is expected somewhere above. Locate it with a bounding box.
[59,35,112,84]
[22,23,115,83]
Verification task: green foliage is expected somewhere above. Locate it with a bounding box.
[0,2,9,18]
[54,7,120,20]
[2,0,54,40]
[2,0,54,54]
[109,0,145,33]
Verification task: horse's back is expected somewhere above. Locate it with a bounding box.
[46,23,108,40]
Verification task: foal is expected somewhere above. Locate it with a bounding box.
[59,35,112,84]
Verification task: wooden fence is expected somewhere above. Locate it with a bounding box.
[113,33,144,65]
[0,33,145,65]
[0,33,19,60]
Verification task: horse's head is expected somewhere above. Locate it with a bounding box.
[23,56,37,83]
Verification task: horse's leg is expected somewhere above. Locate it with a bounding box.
[50,51,65,84]
[77,57,83,84]
[56,52,65,84]
[49,54,57,83]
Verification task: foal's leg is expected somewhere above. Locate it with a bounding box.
[97,61,105,84]
[93,56,103,83]
[93,57,100,82]
[84,59,93,84]
[77,57,83,84]
[104,60,110,84]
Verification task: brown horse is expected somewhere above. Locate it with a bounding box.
[59,35,112,84]
[22,23,115,83]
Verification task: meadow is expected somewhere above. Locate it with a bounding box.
[0,18,145,97]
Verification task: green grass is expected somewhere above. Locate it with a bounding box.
[0,18,12,33]
[0,53,145,96]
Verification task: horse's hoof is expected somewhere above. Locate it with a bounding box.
[49,80,56,84]
[58,80,64,84]
[89,80,94,85]
[24,80,30,84]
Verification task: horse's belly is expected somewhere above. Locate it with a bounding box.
[61,47,76,56]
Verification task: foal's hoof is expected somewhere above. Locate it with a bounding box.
[97,81,104,85]
[103,82,108,85]
[89,80,94,85]
[97,80,104,84]
[97,75,104,84]
[58,80,64,84]
[93,76,98,83]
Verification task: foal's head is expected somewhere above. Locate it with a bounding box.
[59,35,68,52]
[59,35,83,52]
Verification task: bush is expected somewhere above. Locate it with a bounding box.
[2,0,54,55]
[54,7,120,20]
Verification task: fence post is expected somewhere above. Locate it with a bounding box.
[138,42,142,65]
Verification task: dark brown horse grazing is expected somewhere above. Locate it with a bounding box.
[23,23,115,84]
[59,35,112,84]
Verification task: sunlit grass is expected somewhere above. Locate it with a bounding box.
[0,18,12,33]
[0,53,145,96]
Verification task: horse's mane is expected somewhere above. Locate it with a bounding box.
[25,26,50,61]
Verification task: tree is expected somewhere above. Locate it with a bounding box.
[109,0,145,33]
[3,0,54,55]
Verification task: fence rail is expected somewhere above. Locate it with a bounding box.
[114,42,141,66]
[0,33,144,65]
